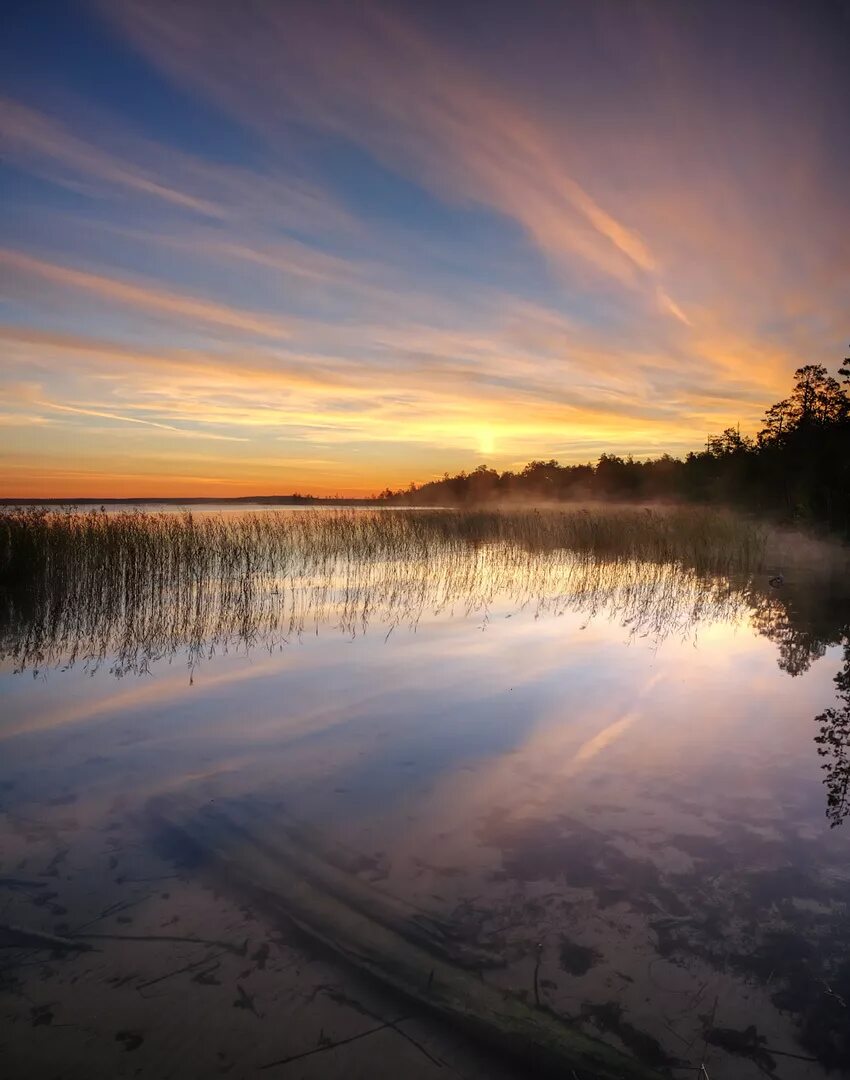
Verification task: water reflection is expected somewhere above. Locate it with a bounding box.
[749,577,850,829]
[815,644,850,827]
[3,517,849,829]
[2,511,850,1076]
[3,548,754,677]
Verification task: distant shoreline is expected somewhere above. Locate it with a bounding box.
[0,496,380,507]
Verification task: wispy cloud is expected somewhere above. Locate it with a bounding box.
[0,97,222,216]
[103,1,664,293]
[0,95,354,236]
[1,249,295,339]
[37,399,249,441]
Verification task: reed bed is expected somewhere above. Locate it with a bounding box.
[1,503,770,587]
[0,505,772,676]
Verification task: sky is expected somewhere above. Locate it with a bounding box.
[1,0,849,498]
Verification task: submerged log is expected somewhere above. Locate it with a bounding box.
[203,796,500,970]
[150,794,664,1079]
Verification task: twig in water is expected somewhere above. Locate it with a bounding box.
[314,984,443,1069]
[761,1046,819,1063]
[533,941,543,1007]
[0,923,93,952]
[259,1016,410,1070]
[136,949,227,991]
[698,994,719,1078]
[822,979,847,1008]
[71,893,154,935]
[78,931,246,954]
[0,878,48,891]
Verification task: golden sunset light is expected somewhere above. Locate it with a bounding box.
[2,2,847,497]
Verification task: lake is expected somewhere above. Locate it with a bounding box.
[1,507,848,1079]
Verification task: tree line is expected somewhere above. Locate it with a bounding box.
[378,355,850,535]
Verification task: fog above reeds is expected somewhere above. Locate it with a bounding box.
[0,505,844,677]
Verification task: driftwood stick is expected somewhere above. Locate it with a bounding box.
[77,931,246,954]
[260,1017,409,1070]
[0,877,48,890]
[0,922,93,952]
[136,949,227,991]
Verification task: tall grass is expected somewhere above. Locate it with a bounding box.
[1,504,771,586]
[0,505,781,676]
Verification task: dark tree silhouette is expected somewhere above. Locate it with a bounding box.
[379,352,850,535]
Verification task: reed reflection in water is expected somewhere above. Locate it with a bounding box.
[1,506,771,676]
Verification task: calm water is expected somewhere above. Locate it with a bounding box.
[2,511,849,1079]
